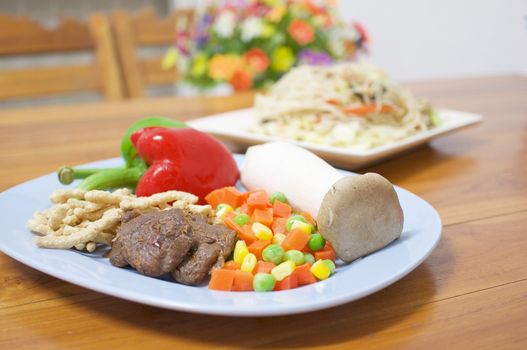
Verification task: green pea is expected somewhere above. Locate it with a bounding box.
[233,213,250,226]
[286,215,308,231]
[270,192,288,204]
[308,234,326,251]
[304,253,315,265]
[216,203,229,211]
[262,244,285,264]
[253,273,276,292]
[323,259,336,275]
[284,250,305,265]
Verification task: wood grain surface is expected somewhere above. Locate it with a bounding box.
[0,76,526,349]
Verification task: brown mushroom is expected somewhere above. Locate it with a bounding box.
[317,173,404,263]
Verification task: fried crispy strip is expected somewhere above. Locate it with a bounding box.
[67,198,104,212]
[84,189,133,205]
[36,208,122,249]
[86,242,97,252]
[27,218,55,236]
[188,204,212,216]
[47,204,69,230]
[120,190,198,210]
[93,231,116,246]
[50,189,86,204]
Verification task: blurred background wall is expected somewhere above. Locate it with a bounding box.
[340,0,527,81]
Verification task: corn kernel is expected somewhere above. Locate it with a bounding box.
[291,220,312,234]
[271,260,296,281]
[233,240,249,264]
[272,232,287,245]
[310,259,331,280]
[252,222,273,240]
[241,253,257,273]
[216,204,233,219]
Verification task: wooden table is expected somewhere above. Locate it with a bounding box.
[0,75,526,349]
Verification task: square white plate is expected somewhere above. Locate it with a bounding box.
[188,108,482,169]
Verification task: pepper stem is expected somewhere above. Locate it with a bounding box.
[57,166,120,185]
[77,167,145,191]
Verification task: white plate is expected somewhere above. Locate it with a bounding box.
[188,108,482,169]
[0,155,441,316]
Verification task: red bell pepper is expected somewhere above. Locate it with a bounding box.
[130,127,239,200]
[57,121,239,202]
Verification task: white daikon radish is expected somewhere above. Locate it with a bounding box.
[241,142,404,263]
[241,142,342,216]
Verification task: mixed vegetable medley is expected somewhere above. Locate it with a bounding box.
[205,187,337,292]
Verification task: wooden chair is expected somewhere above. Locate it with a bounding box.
[0,13,123,102]
[112,7,194,98]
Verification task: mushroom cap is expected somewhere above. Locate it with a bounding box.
[317,173,404,263]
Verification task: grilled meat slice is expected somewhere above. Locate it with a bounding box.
[109,209,194,276]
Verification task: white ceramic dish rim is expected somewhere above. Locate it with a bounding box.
[188,108,482,165]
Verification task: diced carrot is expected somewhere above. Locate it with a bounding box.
[208,269,236,291]
[205,187,244,209]
[223,261,240,270]
[342,103,394,116]
[293,263,317,285]
[272,218,287,235]
[281,229,310,251]
[248,240,271,260]
[324,241,334,250]
[300,211,317,227]
[273,201,292,218]
[314,249,336,262]
[223,218,253,245]
[204,189,224,209]
[251,207,274,227]
[254,261,276,274]
[246,191,269,213]
[274,274,298,291]
[226,211,237,219]
[237,224,257,245]
[326,98,340,105]
[223,217,240,233]
[239,203,249,214]
[301,245,313,254]
[232,270,254,291]
[224,187,245,208]
[238,191,250,204]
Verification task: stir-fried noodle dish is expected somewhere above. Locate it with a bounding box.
[253,63,440,150]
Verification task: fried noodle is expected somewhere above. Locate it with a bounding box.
[253,63,439,150]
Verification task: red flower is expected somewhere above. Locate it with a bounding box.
[353,22,369,44]
[244,48,269,74]
[230,70,252,91]
[288,19,315,46]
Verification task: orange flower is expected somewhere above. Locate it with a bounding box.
[208,54,244,81]
[266,5,286,22]
[287,19,315,46]
[244,48,269,74]
[230,70,252,91]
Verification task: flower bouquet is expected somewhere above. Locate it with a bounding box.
[164,0,368,93]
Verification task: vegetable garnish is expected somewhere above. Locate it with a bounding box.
[207,188,337,292]
[58,116,185,190]
[57,117,239,202]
